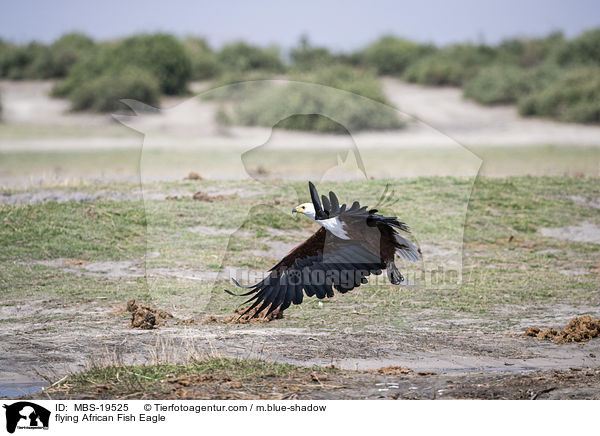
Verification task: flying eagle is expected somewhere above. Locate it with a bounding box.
[226,182,420,318]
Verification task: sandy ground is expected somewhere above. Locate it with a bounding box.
[3,79,600,152]
[380,78,600,147]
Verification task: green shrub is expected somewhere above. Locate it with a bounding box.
[53,33,192,111]
[51,44,113,98]
[47,32,96,77]
[495,32,565,68]
[183,37,221,80]
[57,34,190,97]
[68,66,160,112]
[403,54,471,86]
[290,64,387,102]
[0,42,53,79]
[217,41,284,73]
[555,28,600,66]
[0,34,95,79]
[235,85,402,132]
[361,35,435,75]
[518,67,600,123]
[232,66,402,132]
[289,37,335,71]
[403,44,496,86]
[110,34,191,94]
[463,64,560,105]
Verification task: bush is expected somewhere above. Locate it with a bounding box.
[360,35,435,75]
[518,67,600,124]
[555,28,600,66]
[235,85,402,132]
[183,37,221,80]
[57,34,191,97]
[53,33,192,111]
[463,64,560,105]
[217,41,284,73]
[47,32,96,77]
[232,66,402,132]
[51,44,113,98]
[289,37,335,71]
[110,34,191,94]
[403,44,496,86]
[68,66,160,112]
[495,32,565,68]
[290,64,387,102]
[0,34,95,79]
[0,42,53,79]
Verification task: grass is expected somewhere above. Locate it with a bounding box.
[0,146,597,186]
[3,175,599,400]
[46,356,321,399]
[0,200,147,262]
[0,123,136,140]
[2,176,599,322]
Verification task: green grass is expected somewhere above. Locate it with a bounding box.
[2,176,598,326]
[71,357,296,387]
[0,200,147,262]
[51,356,311,398]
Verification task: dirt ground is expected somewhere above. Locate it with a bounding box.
[3,294,599,399]
[38,365,600,400]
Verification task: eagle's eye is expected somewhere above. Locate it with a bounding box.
[299,206,305,211]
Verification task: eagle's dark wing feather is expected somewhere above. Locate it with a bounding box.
[309,181,328,219]
[226,227,385,318]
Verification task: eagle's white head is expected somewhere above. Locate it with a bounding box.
[292,203,316,220]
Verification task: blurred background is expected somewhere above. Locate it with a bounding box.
[1,0,599,184]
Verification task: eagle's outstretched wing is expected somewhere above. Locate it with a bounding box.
[225,227,385,318]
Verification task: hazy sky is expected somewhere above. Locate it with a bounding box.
[1,0,599,50]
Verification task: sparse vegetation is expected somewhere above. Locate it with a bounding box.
[554,28,600,66]
[52,33,191,111]
[233,65,403,132]
[403,44,496,86]
[67,66,161,112]
[360,35,435,75]
[2,27,600,122]
[217,41,284,74]
[463,64,559,105]
[518,67,600,123]
[183,36,221,80]
[0,33,95,80]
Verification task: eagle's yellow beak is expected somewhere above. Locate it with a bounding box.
[292,207,298,214]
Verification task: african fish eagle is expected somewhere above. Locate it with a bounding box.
[226,182,420,317]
